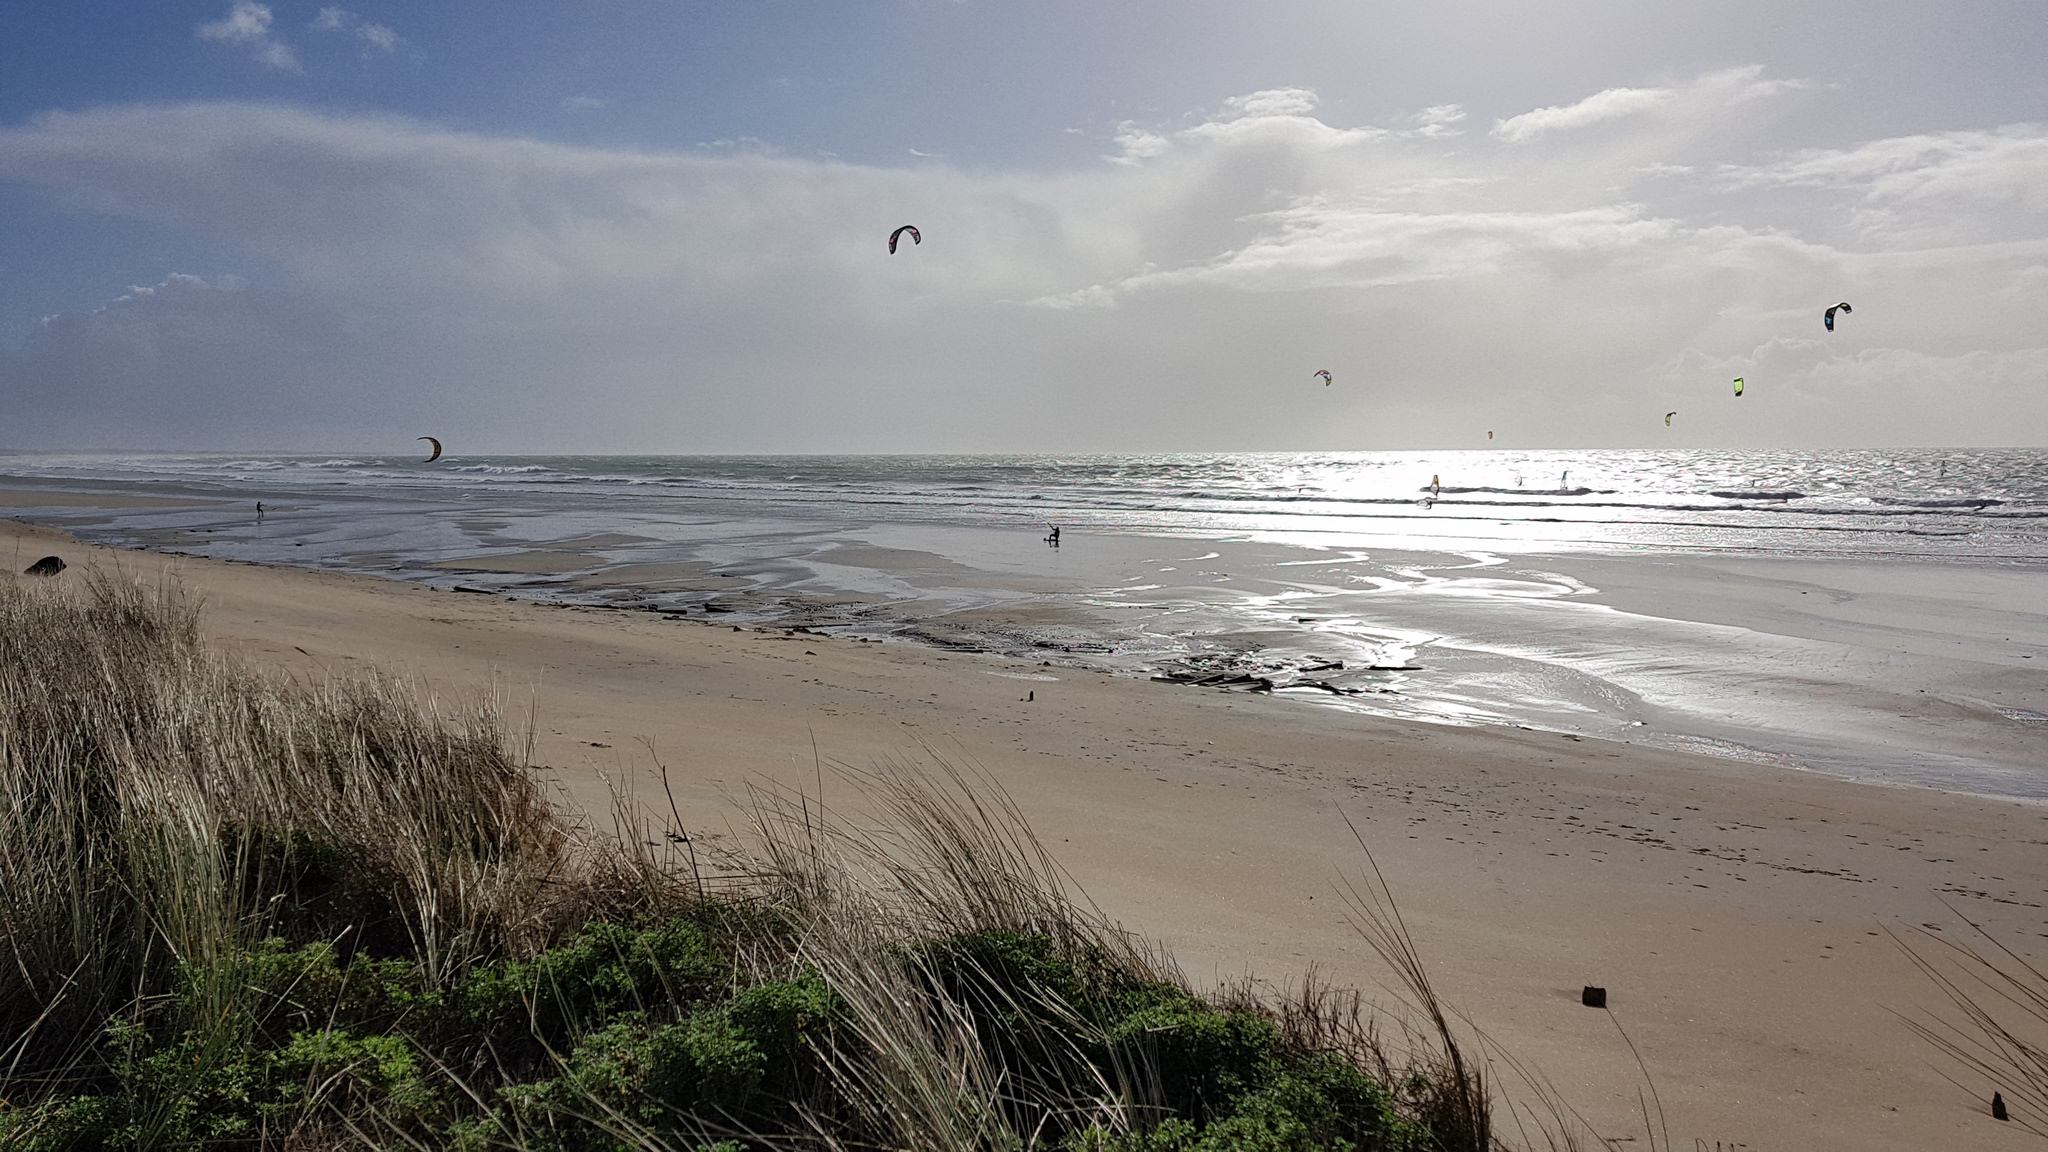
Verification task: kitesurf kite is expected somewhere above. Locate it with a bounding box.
[1665,411,1677,427]
[1733,377,1745,397]
[1313,369,1333,386]
[418,436,442,462]
[1823,302,1852,332]
[1487,430,1494,441]
[888,225,921,254]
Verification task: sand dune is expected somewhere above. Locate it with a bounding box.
[3,514,2039,1149]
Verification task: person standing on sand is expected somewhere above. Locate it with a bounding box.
[1047,525,1061,547]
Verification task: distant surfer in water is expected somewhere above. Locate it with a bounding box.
[256,501,264,523]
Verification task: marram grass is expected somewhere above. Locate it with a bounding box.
[0,567,1571,1151]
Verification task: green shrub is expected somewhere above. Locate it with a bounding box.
[1108,998,1280,1121]
[0,573,1510,1152]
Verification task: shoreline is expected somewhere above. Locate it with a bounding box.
[3,512,2043,1148]
[7,472,2045,801]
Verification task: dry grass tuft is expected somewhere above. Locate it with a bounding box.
[0,567,577,1095]
[0,566,1591,1150]
[1893,910,2048,1140]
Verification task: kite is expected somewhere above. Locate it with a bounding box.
[888,225,921,254]
[1733,377,1745,397]
[1823,301,1852,332]
[1665,411,1677,427]
[1313,369,1333,386]
[1487,430,1494,441]
[418,436,442,462]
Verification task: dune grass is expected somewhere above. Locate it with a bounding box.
[1893,912,2048,1139]
[0,567,1538,1150]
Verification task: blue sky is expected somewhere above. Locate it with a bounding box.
[3,2,2046,450]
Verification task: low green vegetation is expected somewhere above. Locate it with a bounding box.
[0,568,1502,1150]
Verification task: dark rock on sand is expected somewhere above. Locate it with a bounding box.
[1274,680,1359,696]
[1151,670,1275,692]
[23,555,65,577]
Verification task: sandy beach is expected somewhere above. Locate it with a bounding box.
[11,8,2048,1140]
[6,508,2042,1150]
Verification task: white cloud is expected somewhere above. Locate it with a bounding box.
[560,94,607,112]
[1027,282,1122,310]
[1494,85,1669,143]
[198,2,300,70]
[309,7,400,56]
[0,78,2041,451]
[1723,125,2048,246]
[107,272,246,306]
[1222,88,1320,119]
[1409,104,1466,138]
[1182,88,1389,149]
[200,2,273,44]
[1076,203,1686,298]
[1109,86,1393,164]
[1108,121,1170,165]
[253,41,299,70]
[1494,67,1803,143]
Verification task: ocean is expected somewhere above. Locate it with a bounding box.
[6,448,2044,556]
[5,448,2046,796]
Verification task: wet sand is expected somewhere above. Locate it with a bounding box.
[0,486,224,510]
[431,550,605,575]
[12,469,2043,799]
[3,513,2041,1149]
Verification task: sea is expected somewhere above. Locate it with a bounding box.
[5,448,2046,797]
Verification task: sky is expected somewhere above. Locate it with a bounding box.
[1,1,2045,452]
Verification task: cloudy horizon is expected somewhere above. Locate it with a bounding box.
[3,2,2044,453]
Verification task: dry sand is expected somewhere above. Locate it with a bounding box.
[5,515,2041,1149]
